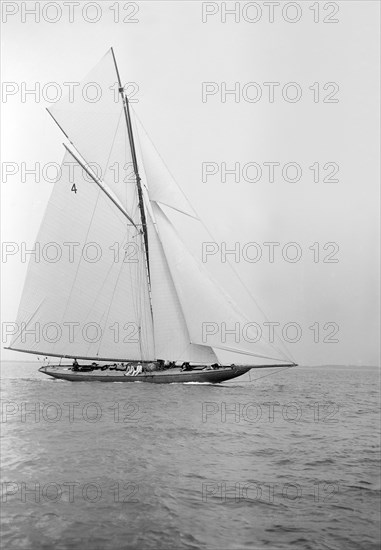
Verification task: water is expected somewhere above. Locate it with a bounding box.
[1,362,380,550]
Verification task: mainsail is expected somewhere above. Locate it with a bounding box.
[10,48,291,366]
[10,151,154,360]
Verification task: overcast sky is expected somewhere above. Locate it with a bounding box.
[1,1,380,366]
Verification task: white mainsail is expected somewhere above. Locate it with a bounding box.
[10,151,154,361]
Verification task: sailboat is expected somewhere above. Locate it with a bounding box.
[6,49,296,383]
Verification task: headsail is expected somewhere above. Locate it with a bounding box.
[150,203,289,364]
[147,210,217,363]
[133,114,197,219]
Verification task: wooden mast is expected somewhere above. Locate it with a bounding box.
[111,47,151,285]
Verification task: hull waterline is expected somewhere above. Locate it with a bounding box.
[38,364,295,384]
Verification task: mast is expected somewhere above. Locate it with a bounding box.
[111,47,151,285]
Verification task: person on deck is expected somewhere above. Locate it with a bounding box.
[134,363,142,376]
[125,364,133,375]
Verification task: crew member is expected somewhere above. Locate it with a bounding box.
[135,363,142,375]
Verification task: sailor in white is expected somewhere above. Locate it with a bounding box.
[134,363,142,376]
[124,363,133,375]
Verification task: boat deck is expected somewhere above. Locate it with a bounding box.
[39,365,254,383]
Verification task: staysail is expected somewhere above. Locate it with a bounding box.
[146,210,218,363]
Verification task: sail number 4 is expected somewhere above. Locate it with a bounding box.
[71,184,77,194]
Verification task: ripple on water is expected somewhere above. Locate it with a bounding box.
[1,363,380,550]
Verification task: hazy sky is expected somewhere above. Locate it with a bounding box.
[1,1,380,365]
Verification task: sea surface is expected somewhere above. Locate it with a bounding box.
[1,362,380,550]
